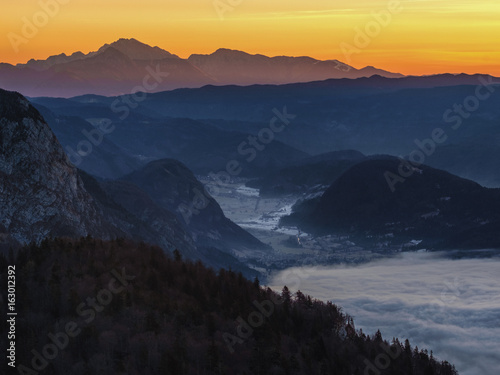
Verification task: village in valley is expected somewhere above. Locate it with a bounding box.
[201,177,420,277]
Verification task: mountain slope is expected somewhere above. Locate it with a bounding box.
[97,37,180,60]
[1,237,459,375]
[0,89,264,276]
[32,46,213,97]
[121,159,270,254]
[1,40,214,97]
[188,48,403,85]
[0,38,403,97]
[0,89,119,245]
[282,158,500,249]
[22,51,87,71]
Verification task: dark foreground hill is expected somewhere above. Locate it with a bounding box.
[282,158,500,249]
[0,238,458,375]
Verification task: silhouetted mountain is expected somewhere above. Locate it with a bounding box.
[282,158,500,249]
[0,38,404,97]
[22,51,87,71]
[32,73,500,186]
[135,74,500,122]
[129,75,500,186]
[97,38,179,60]
[187,48,402,85]
[1,237,459,375]
[1,39,212,97]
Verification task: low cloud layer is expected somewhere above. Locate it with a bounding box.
[269,252,500,375]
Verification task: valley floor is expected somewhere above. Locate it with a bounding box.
[201,177,390,275]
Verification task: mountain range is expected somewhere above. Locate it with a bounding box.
[4,86,498,255]
[0,37,492,375]
[3,42,500,255]
[0,88,267,277]
[30,73,500,188]
[0,38,403,97]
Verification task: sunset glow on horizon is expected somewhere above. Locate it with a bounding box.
[1,0,499,76]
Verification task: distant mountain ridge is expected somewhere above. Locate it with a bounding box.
[18,38,180,71]
[29,73,500,187]
[187,48,403,86]
[0,38,403,97]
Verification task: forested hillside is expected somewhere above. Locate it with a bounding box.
[1,238,457,374]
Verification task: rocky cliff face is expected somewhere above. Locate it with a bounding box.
[0,89,118,245]
[0,89,197,256]
[0,89,264,277]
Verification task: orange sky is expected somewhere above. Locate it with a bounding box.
[1,0,499,75]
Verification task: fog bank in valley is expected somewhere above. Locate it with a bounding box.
[270,252,500,375]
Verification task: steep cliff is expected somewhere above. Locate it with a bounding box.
[0,89,118,245]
